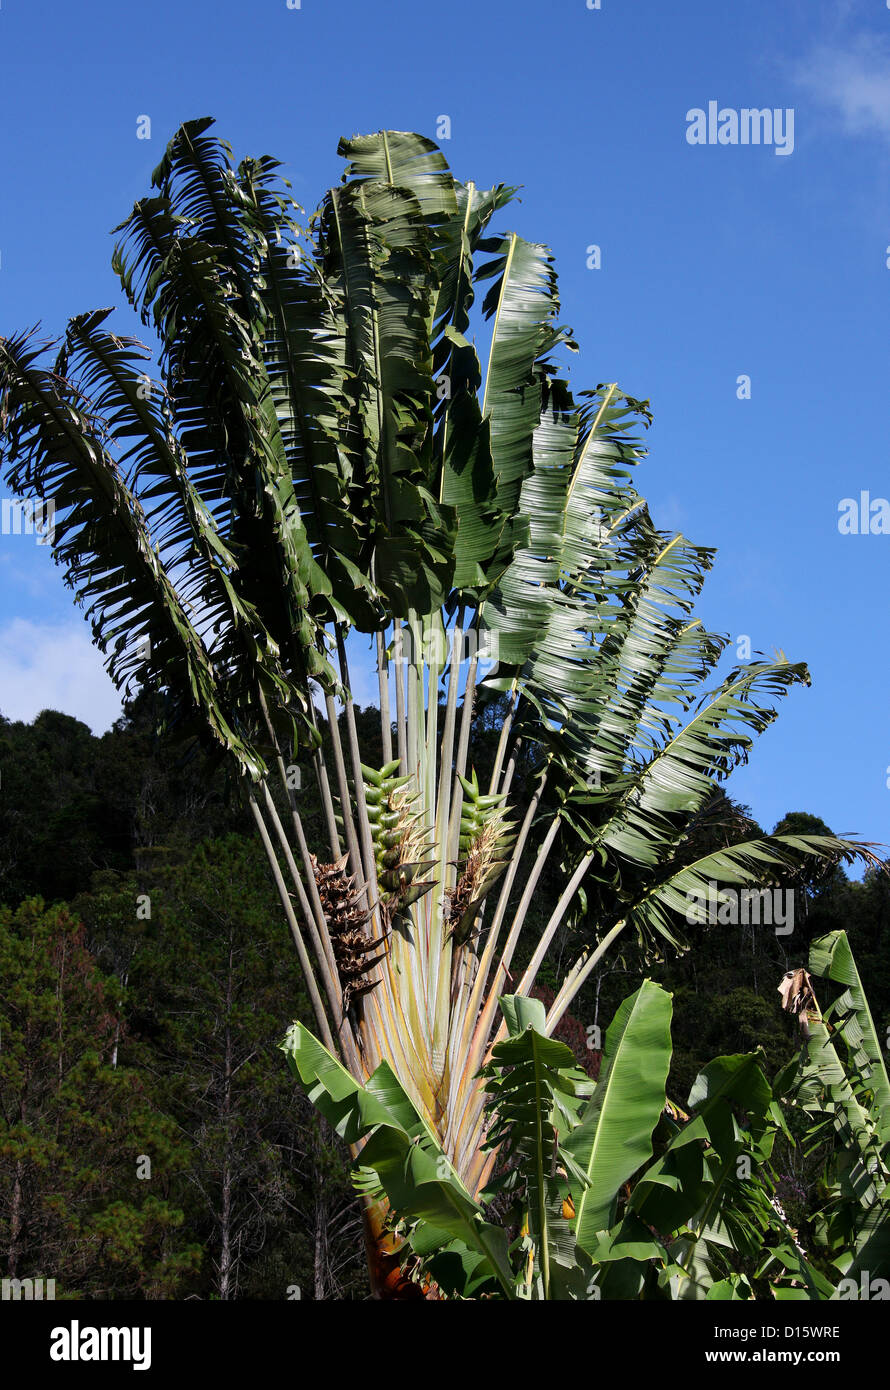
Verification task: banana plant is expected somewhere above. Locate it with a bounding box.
[0,119,879,1293]
[284,986,822,1299]
[773,930,890,1297]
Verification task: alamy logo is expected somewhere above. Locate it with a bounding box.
[50,1320,151,1371]
[2,1276,56,1300]
[686,102,795,156]
[1,496,56,544]
[685,883,794,935]
[837,492,890,535]
[835,1271,890,1300]
[397,625,499,669]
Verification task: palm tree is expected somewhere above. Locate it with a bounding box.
[0,119,875,1296]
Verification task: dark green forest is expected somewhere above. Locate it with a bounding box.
[2,693,887,1299]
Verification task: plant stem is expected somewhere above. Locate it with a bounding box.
[544,919,628,1034]
[247,790,336,1055]
[492,815,562,989]
[406,610,421,778]
[446,623,479,872]
[497,851,596,1043]
[447,808,560,1167]
[393,619,408,776]
[322,687,365,893]
[307,691,341,859]
[336,627,383,934]
[464,770,549,1020]
[376,628,393,765]
[500,739,520,798]
[487,679,518,795]
[437,606,463,895]
[260,782,363,1073]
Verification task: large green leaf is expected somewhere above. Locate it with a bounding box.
[809,929,890,1148]
[481,994,588,1298]
[318,175,456,617]
[632,1051,773,1235]
[237,157,377,630]
[621,1051,778,1299]
[622,833,879,958]
[775,932,890,1282]
[280,1019,514,1294]
[0,330,266,776]
[114,125,342,695]
[476,232,567,574]
[565,980,673,1250]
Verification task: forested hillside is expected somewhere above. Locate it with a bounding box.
[2,694,887,1298]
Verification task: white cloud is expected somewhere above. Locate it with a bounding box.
[793,34,890,140]
[0,619,123,734]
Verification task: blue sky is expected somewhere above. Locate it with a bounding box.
[0,0,888,854]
